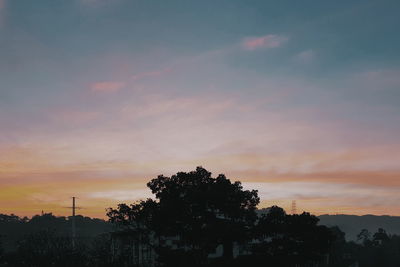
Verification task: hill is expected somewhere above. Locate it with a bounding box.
[318,214,400,241]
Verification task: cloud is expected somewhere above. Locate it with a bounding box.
[131,67,173,81]
[88,67,172,95]
[354,69,400,89]
[244,182,400,204]
[242,34,288,51]
[51,110,99,125]
[243,181,400,215]
[88,189,151,201]
[294,49,316,63]
[119,94,235,121]
[90,81,125,93]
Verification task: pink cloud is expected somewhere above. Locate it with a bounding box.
[242,34,288,50]
[90,81,125,93]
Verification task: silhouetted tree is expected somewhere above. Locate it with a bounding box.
[372,228,389,244]
[108,167,260,266]
[87,233,114,267]
[252,208,334,266]
[0,214,26,223]
[354,228,400,267]
[107,198,159,265]
[357,228,372,245]
[325,226,354,267]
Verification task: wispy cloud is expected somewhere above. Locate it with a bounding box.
[51,110,99,125]
[243,181,400,215]
[131,67,173,81]
[90,81,125,93]
[88,189,151,201]
[354,69,400,89]
[242,34,288,51]
[294,49,316,63]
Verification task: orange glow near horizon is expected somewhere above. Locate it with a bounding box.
[2,156,400,218]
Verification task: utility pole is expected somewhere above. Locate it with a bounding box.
[72,197,76,249]
[67,197,81,249]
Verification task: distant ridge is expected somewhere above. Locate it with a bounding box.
[256,209,400,241]
[318,214,400,241]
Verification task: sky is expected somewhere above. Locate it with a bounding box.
[1,0,400,218]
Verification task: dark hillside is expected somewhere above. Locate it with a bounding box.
[318,214,400,240]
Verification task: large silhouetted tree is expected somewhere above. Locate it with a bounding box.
[108,166,260,266]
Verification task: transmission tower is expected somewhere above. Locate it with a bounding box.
[291,200,297,215]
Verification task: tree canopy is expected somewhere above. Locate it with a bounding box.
[107,166,260,265]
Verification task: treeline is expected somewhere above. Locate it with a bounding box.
[0,213,111,252]
[1,167,399,267]
[0,213,113,267]
[1,213,399,266]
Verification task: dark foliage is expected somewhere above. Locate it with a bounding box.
[250,206,334,266]
[0,213,111,252]
[0,213,112,267]
[5,230,87,267]
[353,228,400,267]
[107,167,341,267]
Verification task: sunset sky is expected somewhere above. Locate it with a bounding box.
[1,0,400,218]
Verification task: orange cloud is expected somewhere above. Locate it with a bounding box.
[242,34,288,50]
[90,81,125,93]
